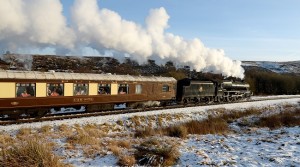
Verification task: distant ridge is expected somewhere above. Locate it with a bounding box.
[242,61,300,75]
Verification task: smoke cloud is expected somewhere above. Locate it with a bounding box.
[0,0,244,78]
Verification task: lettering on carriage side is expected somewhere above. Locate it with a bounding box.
[73,98,94,102]
[11,102,19,106]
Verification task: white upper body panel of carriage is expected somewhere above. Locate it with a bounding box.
[0,70,176,82]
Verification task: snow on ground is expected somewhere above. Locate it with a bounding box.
[1,95,300,166]
[179,127,300,166]
[1,96,299,132]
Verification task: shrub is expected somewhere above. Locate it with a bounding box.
[108,145,122,156]
[118,140,131,149]
[67,132,99,146]
[17,127,32,136]
[164,125,188,138]
[221,108,260,123]
[135,127,156,138]
[0,138,70,167]
[185,117,228,135]
[135,138,180,166]
[256,109,300,129]
[117,155,136,166]
[39,125,52,134]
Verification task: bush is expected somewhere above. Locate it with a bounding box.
[164,125,188,138]
[135,127,155,138]
[118,155,136,166]
[67,132,99,146]
[135,139,180,166]
[0,139,69,167]
[185,117,228,135]
[256,109,300,129]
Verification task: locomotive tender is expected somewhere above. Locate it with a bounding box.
[0,70,251,119]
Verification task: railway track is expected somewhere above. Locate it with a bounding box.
[1,96,300,126]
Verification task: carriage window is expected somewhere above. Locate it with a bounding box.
[135,84,142,94]
[16,83,35,97]
[47,83,64,96]
[74,83,88,95]
[162,85,169,92]
[98,84,111,95]
[118,84,128,94]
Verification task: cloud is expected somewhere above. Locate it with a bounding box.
[0,0,75,50]
[0,0,244,78]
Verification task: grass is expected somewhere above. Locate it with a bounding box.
[255,109,300,129]
[164,125,188,138]
[117,155,136,166]
[134,138,180,166]
[134,108,264,138]
[17,127,32,137]
[184,117,228,135]
[39,125,52,134]
[0,138,70,167]
[220,108,261,123]
[67,132,99,146]
[135,127,156,138]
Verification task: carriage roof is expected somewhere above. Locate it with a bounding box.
[0,70,176,82]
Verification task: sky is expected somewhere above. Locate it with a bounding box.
[0,0,299,78]
[71,0,299,62]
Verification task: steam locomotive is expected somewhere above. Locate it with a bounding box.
[0,70,251,119]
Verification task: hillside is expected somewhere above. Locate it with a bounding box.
[1,53,299,76]
[242,61,300,76]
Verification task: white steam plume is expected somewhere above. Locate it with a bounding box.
[0,0,75,50]
[0,0,244,78]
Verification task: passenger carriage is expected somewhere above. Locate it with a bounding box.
[0,70,176,119]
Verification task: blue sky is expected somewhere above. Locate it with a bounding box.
[61,0,300,61]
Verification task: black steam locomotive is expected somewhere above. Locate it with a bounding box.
[176,78,251,104]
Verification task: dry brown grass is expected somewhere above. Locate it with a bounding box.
[185,117,228,135]
[108,140,123,156]
[0,138,71,167]
[131,115,141,127]
[134,107,267,138]
[39,125,52,134]
[116,119,123,126]
[163,125,188,138]
[256,109,300,129]
[0,133,13,146]
[221,108,261,123]
[17,127,32,137]
[67,132,99,146]
[82,124,105,138]
[135,138,180,166]
[118,140,131,149]
[57,124,73,137]
[135,127,156,138]
[157,116,164,127]
[117,155,136,166]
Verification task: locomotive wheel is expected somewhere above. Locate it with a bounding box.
[183,98,189,105]
[194,97,200,104]
[226,97,231,102]
[232,97,237,101]
[205,97,212,104]
[215,96,222,103]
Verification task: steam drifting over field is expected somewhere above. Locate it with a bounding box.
[0,0,244,78]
